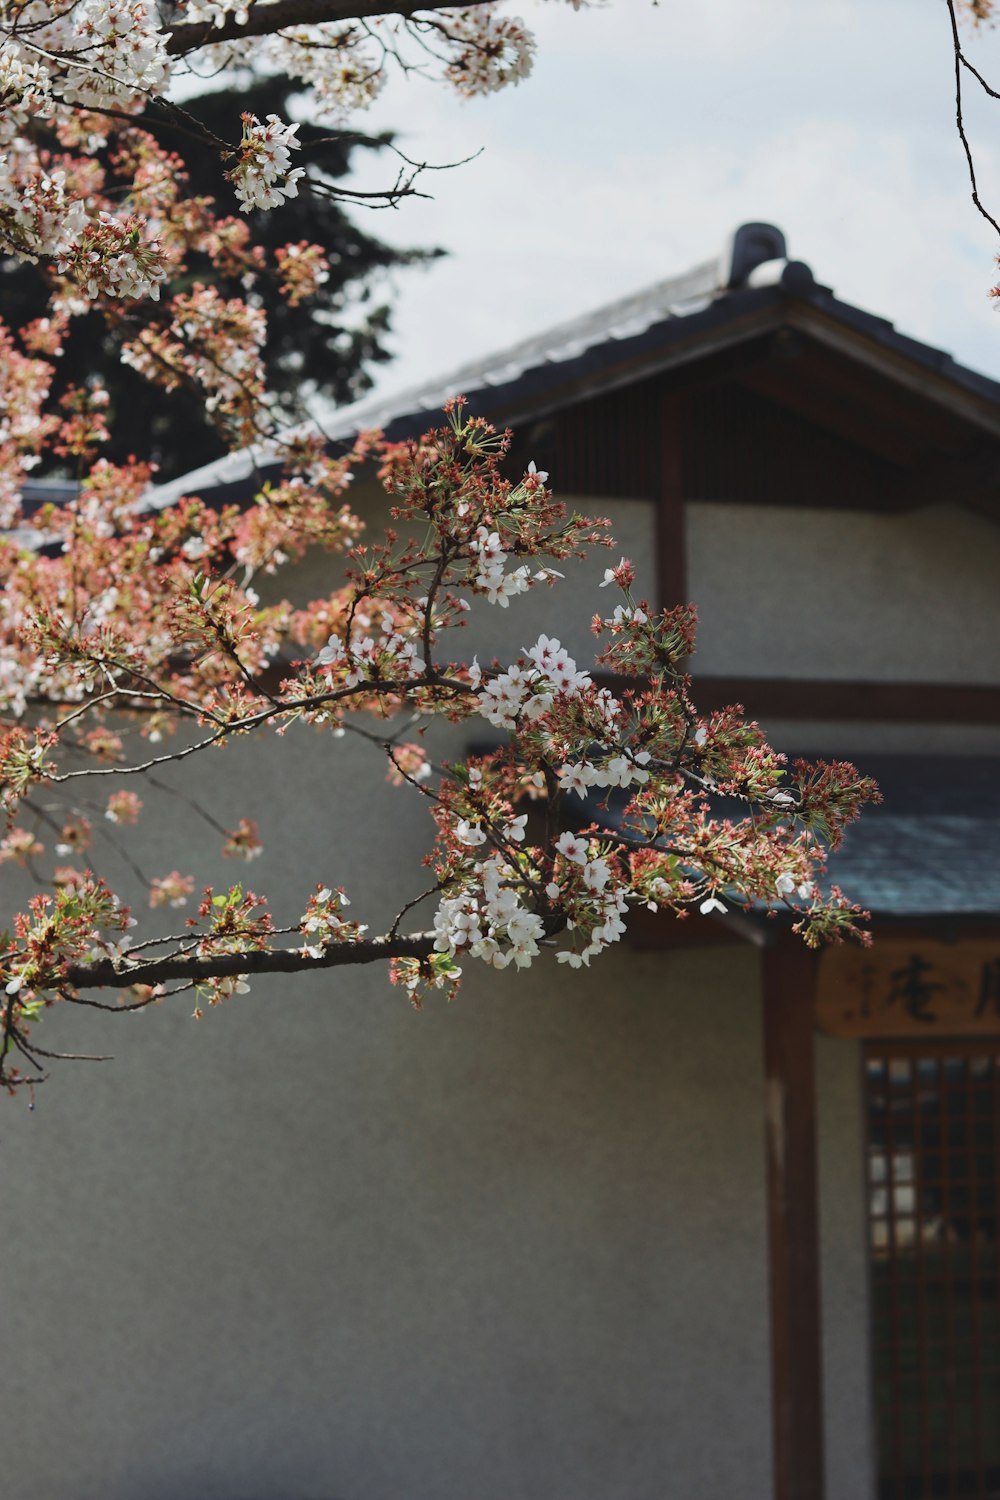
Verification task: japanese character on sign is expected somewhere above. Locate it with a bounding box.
[885,955,945,1024]
[975,958,1000,1019]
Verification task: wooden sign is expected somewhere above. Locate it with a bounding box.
[817,940,1000,1038]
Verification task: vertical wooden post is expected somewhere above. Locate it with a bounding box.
[656,391,687,609]
[763,939,825,1500]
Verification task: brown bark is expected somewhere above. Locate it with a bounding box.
[165,0,495,56]
[63,931,437,990]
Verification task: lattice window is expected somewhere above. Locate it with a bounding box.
[866,1044,1000,1499]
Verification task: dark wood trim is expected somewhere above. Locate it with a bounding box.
[738,350,966,465]
[625,906,760,949]
[868,917,1000,941]
[625,912,1000,953]
[250,669,997,729]
[591,672,1000,725]
[763,940,825,1500]
[678,379,914,515]
[692,677,1000,726]
[784,303,1000,443]
[656,391,686,607]
[489,304,783,437]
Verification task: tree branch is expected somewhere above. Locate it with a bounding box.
[165,0,495,56]
[947,0,1000,238]
[62,931,438,990]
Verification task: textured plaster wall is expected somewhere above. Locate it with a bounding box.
[687,501,1000,683]
[4,711,777,1500]
[1,482,890,1499]
[257,485,659,675]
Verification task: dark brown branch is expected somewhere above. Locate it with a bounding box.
[47,673,472,782]
[62,930,438,990]
[165,0,494,56]
[960,50,1000,100]
[14,1037,113,1064]
[48,91,233,154]
[947,0,1000,238]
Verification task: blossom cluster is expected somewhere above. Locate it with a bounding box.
[433,854,544,971]
[299,886,366,959]
[228,114,306,214]
[429,788,626,978]
[222,818,263,861]
[261,26,384,120]
[274,242,331,307]
[548,833,630,969]
[177,0,251,28]
[0,2,175,302]
[439,6,537,95]
[314,613,426,690]
[0,407,879,1091]
[65,214,167,302]
[476,633,598,729]
[1,0,170,116]
[0,318,56,526]
[121,285,269,442]
[3,877,133,1008]
[149,871,195,909]
[106,790,142,825]
[0,159,87,266]
[470,523,533,607]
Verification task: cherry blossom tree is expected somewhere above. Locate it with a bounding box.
[0,0,879,1094]
[3,68,436,482]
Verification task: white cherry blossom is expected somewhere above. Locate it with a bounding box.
[229,114,306,214]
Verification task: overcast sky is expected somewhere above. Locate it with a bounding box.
[336,0,1000,401]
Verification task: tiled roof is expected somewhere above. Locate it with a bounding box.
[582,755,1000,924]
[146,247,731,508]
[148,221,1000,511]
[825,755,1000,919]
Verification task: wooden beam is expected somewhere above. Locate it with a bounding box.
[624,906,760,949]
[739,342,968,466]
[907,449,1000,519]
[739,364,932,469]
[784,303,1000,443]
[628,910,1000,953]
[656,391,687,607]
[763,940,825,1500]
[692,676,1000,726]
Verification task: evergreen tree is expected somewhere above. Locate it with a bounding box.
[5,75,438,481]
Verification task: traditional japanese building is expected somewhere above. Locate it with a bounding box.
[9,224,1000,1500]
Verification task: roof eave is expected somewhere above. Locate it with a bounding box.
[782,298,1000,441]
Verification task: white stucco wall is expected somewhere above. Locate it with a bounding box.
[687,501,1000,683]
[4,704,774,1500]
[264,484,1000,694]
[0,477,899,1500]
[256,486,659,677]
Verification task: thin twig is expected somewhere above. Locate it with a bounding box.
[47,674,472,782]
[947,0,1000,237]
